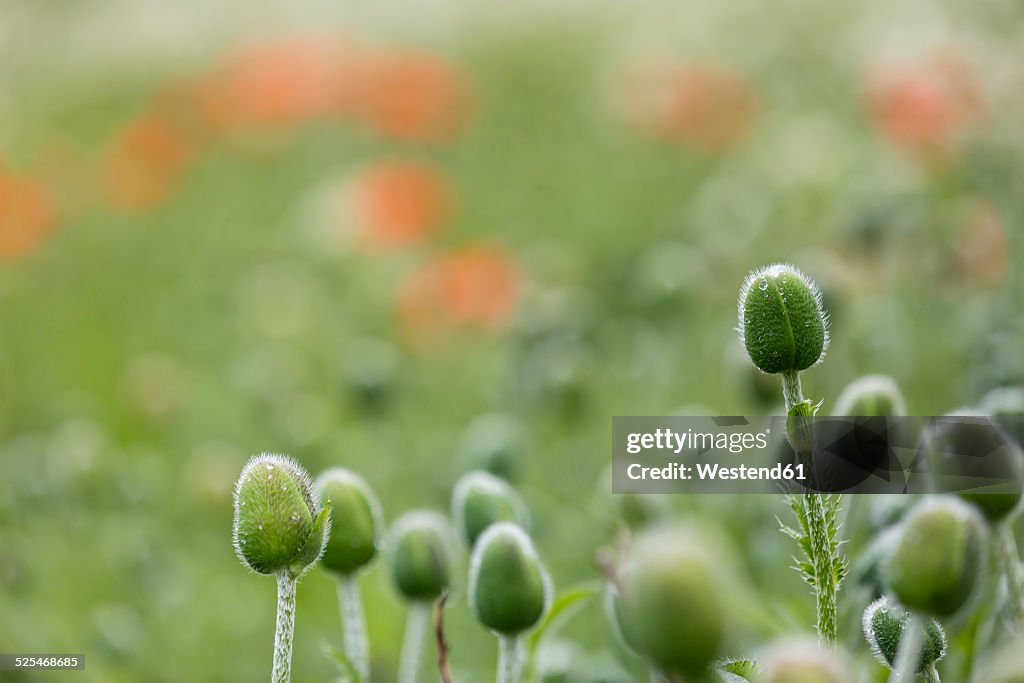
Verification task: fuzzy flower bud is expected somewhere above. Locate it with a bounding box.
[737,264,829,375]
[884,497,985,617]
[232,453,330,578]
[833,375,906,416]
[862,597,946,673]
[314,468,382,576]
[615,526,727,677]
[469,522,551,636]
[452,470,530,547]
[389,510,454,602]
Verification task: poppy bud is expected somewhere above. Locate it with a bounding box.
[314,468,382,576]
[737,264,829,375]
[452,470,530,546]
[469,522,551,636]
[884,497,985,617]
[232,453,330,577]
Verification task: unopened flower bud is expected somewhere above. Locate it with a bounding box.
[314,468,382,576]
[389,510,454,602]
[469,522,551,636]
[232,453,330,577]
[862,597,946,673]
[452,470,530,546]
[737,264,829,375]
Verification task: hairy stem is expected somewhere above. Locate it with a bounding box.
[398,602,430,683]
[921,664,942,683]
[497,635,522,683]
[996,521,1024,625]
[273,572,298,683]
[805,492,838,643]
[338,576,369,682]
[888,614,924,683]
[781,370,805,409]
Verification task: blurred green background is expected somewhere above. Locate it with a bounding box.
[1,0,1022,681]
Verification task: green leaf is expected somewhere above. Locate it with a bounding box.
[527,581,601,653]
[716,657,758,682]
[320,640,361,683]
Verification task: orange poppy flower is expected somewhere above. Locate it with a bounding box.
[865,51,986,158]
[360,51,471,142]
[617,60,757,152]
[398,245,521,340]
[340,160,452,250]
[102,115,193,211]
[197,36,366,133]
[0,170,60,261]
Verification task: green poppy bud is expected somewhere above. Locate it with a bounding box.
[314,468,382,576]
[737,264,829,375]
[469,522,551,636]
[884,497,985,617]
[616,526,726,677]
[452,470,530,547]
[833,375,906,416]
[389,510,454,602]
[862,597,946,673]
[760,639,851,683]
[922,413,1024,522]
[232,453,330,577]
[457,413,528,483]
[981,386,1024,444]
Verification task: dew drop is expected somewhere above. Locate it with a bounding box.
[257,524,263,530]
[265,463,275,471]
[759,279,769,291]
[290,512,300,522]
[281,484,288,491]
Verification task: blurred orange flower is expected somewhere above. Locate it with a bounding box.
[865,51,986,159]
[398,245,521,340]
[344,160,453,250]
[359,52,471,142]
[617,60,757,152]
[0,170,60,261]
[196,36,368,132]
[102,115,194,211]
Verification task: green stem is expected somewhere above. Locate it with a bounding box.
[996,521,1024,625]
[888,614,924,683]
[273,572,298,683]
[496,635,522,683]
[805,492,838,643]
[780,370,839,644]
[398,602,429,683]
[338,576,369,682]
[922,664,941,683]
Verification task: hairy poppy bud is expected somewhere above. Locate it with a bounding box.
[452,470,530,546]
[469,522,551,636]
[922,414,1024,522]
[834,375,906,416]
[737,264,829,375]
[314,468,382,576]
[862,597,946,673]
[884,498,985,617]
[616,526,727,676]
[760,639,851,683]
[389,510,454,602]
[232,453,330,577]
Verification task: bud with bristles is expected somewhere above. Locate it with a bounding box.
[921,414,1024,522]
[314,468,382,576]
[737,264,829,375]
[389,510,454,602]
[616,526,727,677]
[452,470,530,547]
[833,375,906,416]
[884,497,985,617]
[469,522,551,636]
[233,453,330,578]
[760,639,852,683]
[862,597,946,673]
